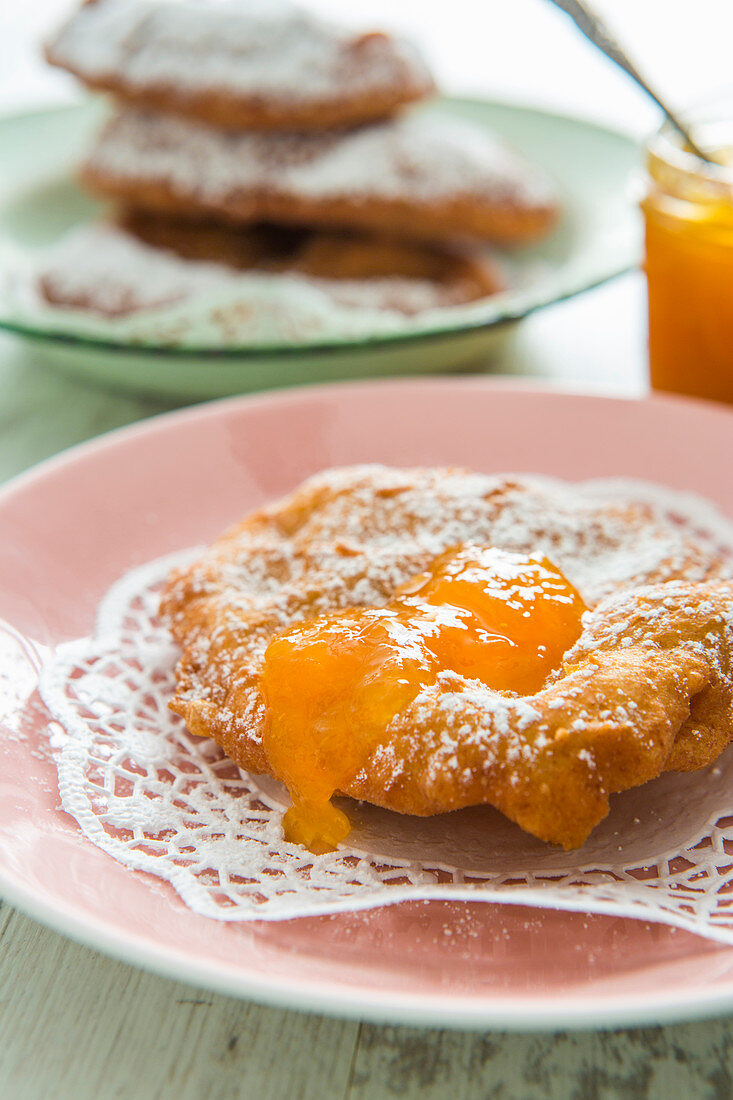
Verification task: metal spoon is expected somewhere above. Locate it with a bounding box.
[548,0,716,163]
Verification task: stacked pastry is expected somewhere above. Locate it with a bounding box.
[42,0,560,326]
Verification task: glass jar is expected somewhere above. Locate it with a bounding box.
[642,111,733,404]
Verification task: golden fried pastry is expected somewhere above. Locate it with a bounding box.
[289,230,502,299]
[36,221,242,317]
[46,0,435,131]
[160,467,733,853]
[118,211,295,270]
[36,218,503,319]
[118,212,304,271]
[81,109,559,246]
[122,211,504,299]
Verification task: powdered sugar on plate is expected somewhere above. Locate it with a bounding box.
[3,224,499,347]
[32,475,733,935]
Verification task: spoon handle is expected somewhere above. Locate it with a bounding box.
[548,0,711,162]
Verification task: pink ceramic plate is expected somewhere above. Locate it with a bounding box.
[2,378,733,1031]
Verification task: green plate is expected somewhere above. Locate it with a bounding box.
[0,98,641,399]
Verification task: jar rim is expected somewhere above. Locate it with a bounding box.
[646,109,733,193]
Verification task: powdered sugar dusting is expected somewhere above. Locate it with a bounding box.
[47,0,433,108]
[5,223,500,347]
[84,107,556,207]
[38,222,244,316]
[33,223,479,320]
[162,468,733,850]
[170,467,727,679]
[172,467,731,645]
[31,475,733,928]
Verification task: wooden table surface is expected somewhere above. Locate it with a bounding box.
[2,275,733,1099]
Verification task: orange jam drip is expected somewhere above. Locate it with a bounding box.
[259,546,586,852]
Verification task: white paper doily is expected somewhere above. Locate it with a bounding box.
[37,492,733,936]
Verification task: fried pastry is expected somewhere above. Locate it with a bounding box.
[122,210,503,298]
[46,0,435,131]
[160,467,733,852]
[36,218,503,319]
[81,108,559,246]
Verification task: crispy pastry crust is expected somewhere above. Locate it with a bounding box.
[46,0,435,131]
[79,109,560,247]
[36,215,504,318]
[83,170,558,248]
[160,467,733,849]
[120,212,505,300]
[46,66,435,132]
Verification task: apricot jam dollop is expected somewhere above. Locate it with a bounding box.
[259,546,586,852]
